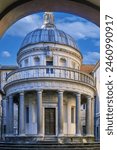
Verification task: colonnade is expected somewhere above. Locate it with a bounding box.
[6,90,94,137]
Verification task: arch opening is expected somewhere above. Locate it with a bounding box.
[0,0,100,37]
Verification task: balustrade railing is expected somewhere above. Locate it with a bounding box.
[6,66,95,87]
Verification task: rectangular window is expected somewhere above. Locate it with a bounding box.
[46,68,49,74]
[26,106,29,123]
[4,125,6,134]
[83,125,86,135]
[71,106,75,123]
[46,68,54,74]
[24,59,28,67]
[83,104,86,109]
[50,68,53,74]
[46,61,53,66]
[46,61,53,74]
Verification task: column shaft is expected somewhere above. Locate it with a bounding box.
[9,95,14,134]
[75,93,81,136]
[6,98,9,134]
[91,98,94,136]
[37,90,43,136]
[58,90,64,136]
[86,96,92,136]
[19,92,25,135]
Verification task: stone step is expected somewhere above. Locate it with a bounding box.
[0,148,100,150]
[0,142,100,145]
[0,143,100,146]
[0,146,100,150]
[0,145,100,148]
[0,142,100,150]
[0,144,100,147]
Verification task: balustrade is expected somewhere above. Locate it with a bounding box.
[6,66,95,87]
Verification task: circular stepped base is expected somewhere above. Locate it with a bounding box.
[0,142,100,150]
[4,135,95,143]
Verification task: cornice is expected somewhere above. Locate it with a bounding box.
[17,45,82,63]
[4,77,96,93]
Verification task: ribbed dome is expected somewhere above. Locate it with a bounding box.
[20,12,78,50]
[20,28,78,49]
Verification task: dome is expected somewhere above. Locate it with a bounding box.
[21,28,78,49]
[20,12,78,50]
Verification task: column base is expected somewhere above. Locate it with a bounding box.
[4,135,44,143]
[5,134,14,136]
[86,134,94,137]
[58,135,64,144]
[19,134,26,136]
[37,134,44,137]
[58,133,64,137]
[75,133,82,137]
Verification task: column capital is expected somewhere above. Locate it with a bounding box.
[87,95,91,100]
[9,94,13,99]
[37,89,43,94]
[91,97,95,101]
[75,92,81,97]
[58,90,64,93]
[20,91,24,96]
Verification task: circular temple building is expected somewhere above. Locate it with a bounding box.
[4,12,96,143]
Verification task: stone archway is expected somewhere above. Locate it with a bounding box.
[0,0,100,36]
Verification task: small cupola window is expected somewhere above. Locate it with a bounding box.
[72,61,75,69]
[46,57,53,74]
[60,58,66,67]
[24,58,28,67]
[34,56,40,66]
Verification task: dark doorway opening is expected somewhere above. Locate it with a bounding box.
[45,108,56,135]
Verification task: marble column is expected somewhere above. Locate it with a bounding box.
[8,95,14,135]
[58,90,64,136]
[91,98,94,136]
[86,95,92,136]
[75,93,81,136]
[6,97,9,134]
[19,92,25,135]
[37,90,43,136]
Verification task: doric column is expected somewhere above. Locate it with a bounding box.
[19,92,25,135]
[75,93,81,136]
[8,95,14,135]
[58,90,64,136]
[91,98,94,136]
[37,90,43,136]
[6,97,9,134]
[94,96,97,138]
[86,95,92,136]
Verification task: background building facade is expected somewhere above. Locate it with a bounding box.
[93,62,100,141]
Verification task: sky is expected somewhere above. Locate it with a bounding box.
[0,12,100,65]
